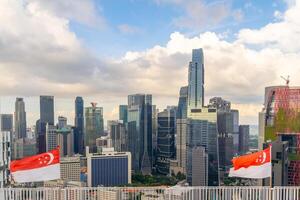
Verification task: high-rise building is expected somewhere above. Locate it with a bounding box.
[209,97,231,112]
[12,138,36,160]
[46,124,57,152]
[58,116,67,129]
[188,146,208,186]
[119,105,128,123]
[57,126,74,157]
[14,98,27,139]
[127,94,152,174]
[0,131,11,187]
[186,108,219,186]
[169,86,188,175]
[262,85,300,186]
[185,49,219,186]
[218,134,234,168]
[37,96,54,153]
[87,148,131,187]
[177,86,188,119]
[60,156,81,182]
[0,114,13,132]
[156,108,176,175]
[231,109,240,155]
[152,105,159,165]
[75,97,84,154]
[85,103,104,153]
[108,120,126,152]
[239,125,250,154]
[40,96,54,125]
[187,48,204,116]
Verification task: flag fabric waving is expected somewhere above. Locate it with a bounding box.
[229,146,271,179]
[10,148,60,183]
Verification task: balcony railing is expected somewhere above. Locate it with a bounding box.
[0,186,300,200]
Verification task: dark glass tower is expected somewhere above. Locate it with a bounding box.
[127,94,152,174]
[156,108,176,175]
[37,95,54,153]
[74,97,84,154]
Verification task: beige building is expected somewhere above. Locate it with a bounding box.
[60,156,81,182]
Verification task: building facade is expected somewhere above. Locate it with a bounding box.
[186,108,219,186]
[15,98,27,139]
[239,125,250,154]
[85,103,104,153]
[187,48,204,115]
[263,86,300,186]
[37,96,54,153]
[60,156,81,182]
[156,108,176,175]
[119,105,128,123]
[177,86,188,120]
[75,97,84,154]
[108,120,126,152]
[0,131,11,187]
[87,149,131,187]
[127,94,152,174]
[0,114,13,133]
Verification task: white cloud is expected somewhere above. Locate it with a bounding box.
[2,0,300,125]
[154,0,242,30]
[25,0,106,28]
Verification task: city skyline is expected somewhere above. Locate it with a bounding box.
[1,0,300,126]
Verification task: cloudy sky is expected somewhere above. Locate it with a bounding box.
[0,0,300,127]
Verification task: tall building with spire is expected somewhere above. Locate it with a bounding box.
[187,48,204,116]
[185,49,219,186]
[14,98,27,139]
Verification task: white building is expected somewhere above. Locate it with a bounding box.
[60,156,81,182]
[0,131,11,187]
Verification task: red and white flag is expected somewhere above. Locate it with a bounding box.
[10,148,60,183]
[229,146,271,179]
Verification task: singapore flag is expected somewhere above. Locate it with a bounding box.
[10,148,60,183]
[229,146,271,179]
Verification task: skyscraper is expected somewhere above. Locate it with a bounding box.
[187,109,219,186]
[262,85,300,186]
[186,49,219,186]
[37,96,54,153]
[108,120,126,152]
[156,108,176,175]
[127,94,152,174]
[14,98,27,139]
[85,103,104,153]
[0,114,13,132]
[239,125,250,154]
[187,48,204,116]
[40,96,54,125]
[177,86,188,119]
[75,97,84,154]
[0,131,11,187]
[119,105,128,123]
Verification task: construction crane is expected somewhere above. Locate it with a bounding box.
[280,75,290,86]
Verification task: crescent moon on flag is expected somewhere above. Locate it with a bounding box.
[46,153,54,165]
[261,152,266,163]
